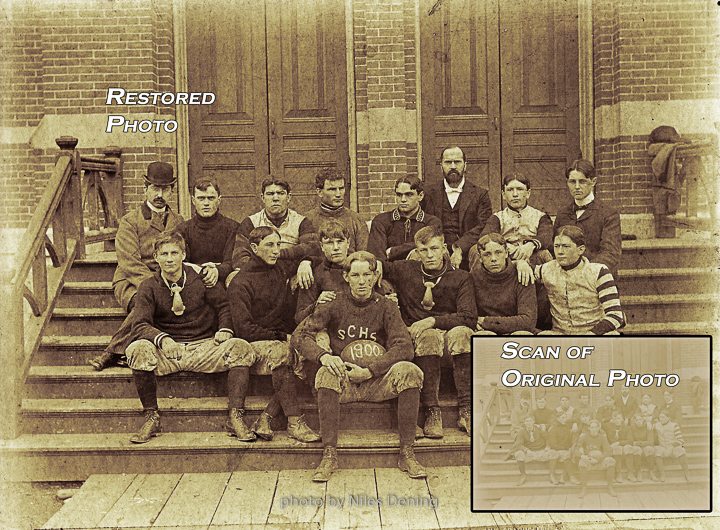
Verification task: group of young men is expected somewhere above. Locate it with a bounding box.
[89,144,624,483]
[508,389,692,497]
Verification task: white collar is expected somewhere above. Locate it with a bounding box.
[574,191,595,208]
[444,177,465,194]
[146,201,167,214]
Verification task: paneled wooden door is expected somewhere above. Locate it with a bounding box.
[421,0,580,215]
[187,0,349,221]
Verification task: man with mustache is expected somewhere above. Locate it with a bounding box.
[420,146,492,270]
[90,162,184,370]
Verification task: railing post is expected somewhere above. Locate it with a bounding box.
[101,146,124,252]
[56,137,85,259]
[0,281,24,439]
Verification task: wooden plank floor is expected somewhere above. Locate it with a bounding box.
[42,469,717,530]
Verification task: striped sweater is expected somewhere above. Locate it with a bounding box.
[538,257,625,334]
[654,420,684,447]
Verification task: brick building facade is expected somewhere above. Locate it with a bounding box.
[1,0,717,236]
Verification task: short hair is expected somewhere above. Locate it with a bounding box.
[503,173,531,190]
[343,250,377,273]
[440,146,466,162]
[477,233,507,252]
[153,231,186,253]
[248,226,279,246]
[555,225,586,248]
[658,410,670,419]
[612,410,624,419]
[565,159,596,180]
[631,413,644,423]
[315,168,347,190]
[319,219,349,241]
[261,176,290,195]
[589,419,601,428]
[414,225,444,247]
[193,178,221,196]
[522,414,534,423]
[395,174,423,193]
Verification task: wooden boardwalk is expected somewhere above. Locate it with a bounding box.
[42,468,717,529]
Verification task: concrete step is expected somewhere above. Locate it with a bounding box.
[616,267,719,296]
[56,282,117,308]
[66,253,117,282]
[46,308,125,336]
[20,396,464,435]
[620,237,717,269]
[622,294,719,323]
[0,428,470,482]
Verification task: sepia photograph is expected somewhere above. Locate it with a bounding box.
[0,0,718,528]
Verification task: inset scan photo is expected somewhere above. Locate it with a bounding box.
[471,336,711,512]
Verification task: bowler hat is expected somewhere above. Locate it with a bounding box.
[649,125,683,144]
[144,162,176,186]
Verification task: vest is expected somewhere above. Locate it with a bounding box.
[541,257,606,334]
[249,208,305,249]
[441,193,461,245]
[494,205,546,245]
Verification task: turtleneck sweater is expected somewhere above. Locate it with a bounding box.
[304,204,369,253]
[177,211,240,283]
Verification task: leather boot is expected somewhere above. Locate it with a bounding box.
[415,425,425,439]
[607,466,617,497]
[457,405,471,436]
[130,410,161,444]
[89,351,126,371]
[287,415,321,443]
[251,412,274,441]
[516,461,527,486]
[313,446,339,482]
[548,459,559,485]
[226,408,256,441]
[398,445,427,478]
[423,407,443,439]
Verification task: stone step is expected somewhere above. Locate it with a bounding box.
[620,238,717,269]
[0,429,470,482]
[616,267,719,296]
[46,308,126,336]
[56,282,117,308]
[622,293,719,323]
[20,396,464,435]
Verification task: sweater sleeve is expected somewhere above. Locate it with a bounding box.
[480,213,501,238]
[590,266,625,334]
[296,299,336,364]
[536,214,554,251]
[364,300,414,376]
[217,220,239,282]
[227,275,283,342]
[354,216,370,252]
[482,281,537,334]
[131,278,168,347]
[367,215,390,260]
[295,274,322,324]
[432,273,478,330]
[205,281,234,333]
[231,217,255,269]
[278,218,321,260]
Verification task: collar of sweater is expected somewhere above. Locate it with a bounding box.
[560,256,588,271]
[392,207,425,222]
[346,290,380,308]
[246,253,277,272]
[322,257,345,271]
[194,211,222,226]
[477,258,514,283]
[320,202,346,214]
[154,264,200,285]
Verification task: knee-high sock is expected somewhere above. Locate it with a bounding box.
[606,465,615,485]
[678,454,689,472]
[133,370,158,411]
[318,388,340,447]
[397,388,420,447]
[452,353,471,409]
[227,367,250,410]
[272,365,300,417]
[654,456,665,471]
[414,356,441,409]
[625,454,635,472]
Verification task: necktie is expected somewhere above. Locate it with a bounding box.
[574,201,592,212]
[170,283,185,316]
[422,280,436,311]
[404,218,412,242]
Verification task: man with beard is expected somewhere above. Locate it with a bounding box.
[89,162,184,370]
[421,146,492,270]
[615,386,638,425]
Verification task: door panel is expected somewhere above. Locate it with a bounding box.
[187,0,270,221]
[420,0,501,207]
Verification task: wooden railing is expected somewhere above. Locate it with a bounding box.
[474,380,512,458]
[0,137,123,439]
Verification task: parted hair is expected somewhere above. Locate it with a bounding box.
[261,176,291,194]
[315,168,348,190]
[153,231,186,253]
[343,251,378,273]
[503,173,531,190]
[193,178,221,196]
[555,225,586,248]
[395,174,423,193]
[319,220,349,241]
[248,225,279,246]
[414,225,444,246]
[477,233,507,252]
[565,159,596,180]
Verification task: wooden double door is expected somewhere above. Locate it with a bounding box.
[421,0,581,215]
[187,0,349,221]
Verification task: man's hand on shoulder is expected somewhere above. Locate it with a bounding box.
[201,263,219,288]
[515,259,534,286]
[297,260,315,289]
[317,291,336,304]
[515,242,535,262]
[161,336,183,360]
[450,247,463,268]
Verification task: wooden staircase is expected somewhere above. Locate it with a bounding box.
[617,236,719,335]
[475,410,711,506]
[1,252,470,482]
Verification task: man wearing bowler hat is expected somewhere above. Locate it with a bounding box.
[89,162,184,370]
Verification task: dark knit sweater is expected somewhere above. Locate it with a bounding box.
[659,400,682,424]
[546,422,573,450]
[233,213,319,267]
[511,427,547,452]
[384,260,477,329]
[177,212,239,283]
[471,259,537,334]
[533,407,553,426]
[629,424,653,447]
[297,290,413,377]
[576,432,612,458]
[295,258,348,324]
[368,208,442,261]
[227,254,299,342]
[131,266,233,347]
[602,421,632,445]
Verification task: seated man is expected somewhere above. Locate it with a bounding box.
[595,394,617,424]
[615,386,638,426]
[536,226,625,335]
[628,413,655,482]
[576,420,617,497]
[368,174,442,261]
[296,251,426,482]
[546,411,578,485]
[603,410,635,483]
[509,389,533,441]
[576,393,593,420]
[659,389,683,425]
[636,392,659,429]
[227,226,320,443]
[511,415,553,486]
[124,232,246,443]
[533,395,553,432]
[471,234,537,335]
[653,411,691,482]
[380,225,476,438]
[90,162,184,370]
[177,178,239,288]
[555,395,575,430]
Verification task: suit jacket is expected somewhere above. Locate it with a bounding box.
[421,180,493,255]
[112,203,184,311]
[553,199,621,275]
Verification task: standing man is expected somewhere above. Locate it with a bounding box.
[368,174,442,261]
[90,162,183,370]
[177,179,239,288]
[553,159,621,276]
[615,386,638,425]
[305,168,369,254]
[421,146,492,270]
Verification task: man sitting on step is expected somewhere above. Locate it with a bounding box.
[124,231,249,443]
[90,162,184,371]
[379,225,476,439]
[296,251,426,482]
[575,419,617,497]
[511,414,553,486]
